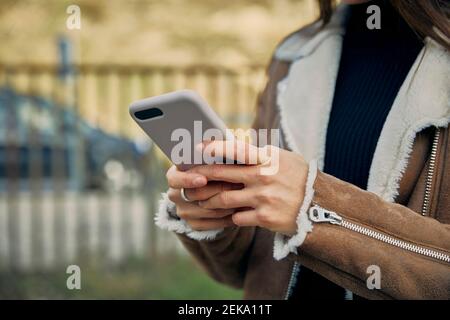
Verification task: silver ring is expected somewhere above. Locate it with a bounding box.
[180,188,193,202]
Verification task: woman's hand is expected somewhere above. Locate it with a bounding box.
[190,140,309,236]
[165,165,240,231]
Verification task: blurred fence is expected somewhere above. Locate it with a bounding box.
[0,63,265,272]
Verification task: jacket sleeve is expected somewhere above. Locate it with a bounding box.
[174,225,255,288]
[275,154,450,299]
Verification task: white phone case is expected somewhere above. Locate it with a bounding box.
[129,90,232,171]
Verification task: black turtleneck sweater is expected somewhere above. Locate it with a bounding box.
[291,0,424,300]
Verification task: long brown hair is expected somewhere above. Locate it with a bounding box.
[318,0,450,51]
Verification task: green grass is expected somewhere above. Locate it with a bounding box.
[0,255,242,299]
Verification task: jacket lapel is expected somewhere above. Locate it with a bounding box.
[277,12,450,201]
[367,40,450,202]
[276,6,346,169]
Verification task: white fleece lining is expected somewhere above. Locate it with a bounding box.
[155,193,223,241]
[366,41,450,201]
[276,33,344,168]
[273,160,317,261]
[277,18,449,201]
[274,18,449,260]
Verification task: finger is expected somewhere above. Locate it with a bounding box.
[190,164,254,184]
[184,181,243,201]
[168,186,242,206]
[167,188,181,203]
[231,210,259,227]
[187,216,235,231]
[198,189,255,209]
[197,140,270,165]
[175,201,235,219]
[166,165,207,189]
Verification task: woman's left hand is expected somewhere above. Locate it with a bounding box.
[189,140,309,236]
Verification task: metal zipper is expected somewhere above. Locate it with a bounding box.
[421,128,440,216]
[309,205,450,264]
[284,132,443,300]
[284,262,300,300]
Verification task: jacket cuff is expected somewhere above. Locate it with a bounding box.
[154,193,224,241]
[273,160,317,260]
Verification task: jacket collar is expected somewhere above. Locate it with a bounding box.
[275,4,348,62]
[276,7,450,202]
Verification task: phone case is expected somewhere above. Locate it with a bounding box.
[129,90,231,171]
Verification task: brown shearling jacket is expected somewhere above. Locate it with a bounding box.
[161,6,450,300]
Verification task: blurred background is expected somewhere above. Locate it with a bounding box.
[0,0,317,299]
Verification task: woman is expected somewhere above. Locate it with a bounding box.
[156,0,450,299]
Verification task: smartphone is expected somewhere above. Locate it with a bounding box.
[129,90,233,171]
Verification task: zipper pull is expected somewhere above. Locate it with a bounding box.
[309,205,343,225]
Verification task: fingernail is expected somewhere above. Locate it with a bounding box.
[193,176,206,187]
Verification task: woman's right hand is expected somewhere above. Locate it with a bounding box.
[166,165,238,231]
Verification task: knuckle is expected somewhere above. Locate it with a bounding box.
[219,191,230,207]
[177,209,188,219]
[210,166,224,180]
[257,171,272,185]
[256,189,271,202]
[167,188,179,202]
[256,208,272,224]
[231,214,243,226]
